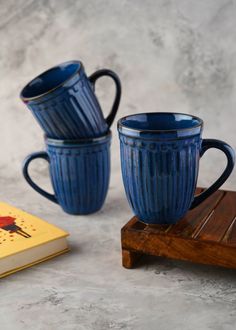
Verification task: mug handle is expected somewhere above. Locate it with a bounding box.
[190,139,235,209]
[22,151,58,204]
[89,69,122,128]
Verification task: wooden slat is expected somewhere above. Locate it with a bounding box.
[195,191,236,242]
[144,223,172,234]
[168,190,224,238]
[222,217,236,246]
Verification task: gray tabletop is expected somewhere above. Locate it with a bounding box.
[1,176,236,330]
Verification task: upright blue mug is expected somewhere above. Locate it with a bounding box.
[118,113,235,224]
[22,132,111,215]
[20,61,121,139]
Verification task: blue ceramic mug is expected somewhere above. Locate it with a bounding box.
[118,113,235,224]
[20,61,121,139]
[22,132,111,215]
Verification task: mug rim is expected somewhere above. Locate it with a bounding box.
[20,60,83,102]
[45,130,112,146]
[118,112,203,134]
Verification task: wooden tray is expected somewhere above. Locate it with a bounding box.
[121,188,236,269]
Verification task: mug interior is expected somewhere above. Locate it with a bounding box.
[120,113,202,132]
[21,61,81,100]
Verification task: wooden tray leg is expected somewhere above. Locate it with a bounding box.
[122,249,142,269]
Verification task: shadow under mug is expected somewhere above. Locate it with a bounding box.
[22,132,111,215]
[118,112,235,225]
[20,61,121,139]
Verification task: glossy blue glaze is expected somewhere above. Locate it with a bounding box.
[118,113,235,224]
[22,133,111,215]
[118,112,203,139]
[20,61,121,139]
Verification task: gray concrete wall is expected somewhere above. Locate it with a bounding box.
[0,0,235,190]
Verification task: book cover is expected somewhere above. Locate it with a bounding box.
[0,202,69,278]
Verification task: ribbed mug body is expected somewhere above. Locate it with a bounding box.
[47,135,111,214]
[119,134,201,224]
[25,69,108,139]
[118,112,204,224]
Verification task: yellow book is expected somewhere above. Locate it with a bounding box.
[0,202,69,278]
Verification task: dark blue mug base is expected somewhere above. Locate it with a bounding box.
[137,214,187,225]
[62,203,106,216]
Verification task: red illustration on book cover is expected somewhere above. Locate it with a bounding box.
[0,216,31,238]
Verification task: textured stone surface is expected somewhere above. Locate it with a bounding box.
[0,1,235,329]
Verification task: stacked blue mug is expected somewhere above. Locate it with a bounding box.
[20,60,121,215]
